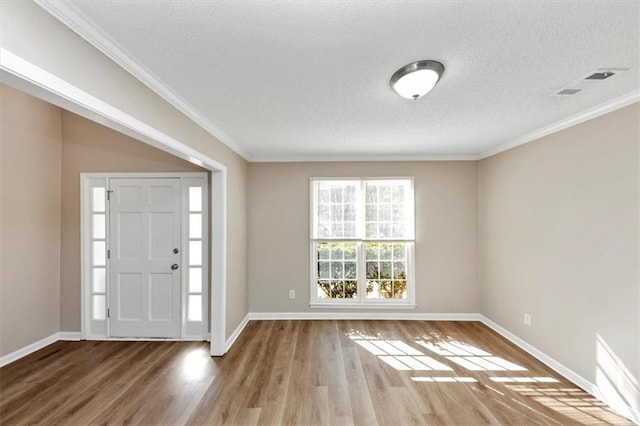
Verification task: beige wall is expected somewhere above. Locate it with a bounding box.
[0,81,245,349]
[248,162,478,313]
[60,111,206,331]
[479,103,639,409]
[2,10,637,413]
[1,1,249,340]
[0,84,62,356]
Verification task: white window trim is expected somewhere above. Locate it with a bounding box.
[308,177,416,308]
[182,176,209,337]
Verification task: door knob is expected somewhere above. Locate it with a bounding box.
[173,248,179,254]
[171,264,179,270]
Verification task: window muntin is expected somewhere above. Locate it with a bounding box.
[311,178,414,306]
[187,186,204,322]
[90,184,107,320]
[364,181,411,239]
[314,180,360,239]
[365,242,407,299]
[316,242,358,299]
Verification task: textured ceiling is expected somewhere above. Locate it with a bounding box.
[41,1,639,161]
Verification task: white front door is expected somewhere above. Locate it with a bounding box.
[108,178,182,338]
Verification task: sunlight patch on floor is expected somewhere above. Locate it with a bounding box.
[182,348,210,381]
[490,377,560,383]
[507,384,633,425]
[417,340,527,372]
[411,376,478,383]
[349,330,527,374]
[350,336,453,371]
[345,328,633,425]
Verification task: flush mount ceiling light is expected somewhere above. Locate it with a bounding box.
[390,60,445,100]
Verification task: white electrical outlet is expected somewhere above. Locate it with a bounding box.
[524,313,532,326]
[289,290,295,299]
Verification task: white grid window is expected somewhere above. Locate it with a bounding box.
[316,182,359,239]
[365,181,411,239]
[365,242,408,299]
[90,186,107,320]
[187,186,204,322]
[316,242,358,299]
[311,178,415,306]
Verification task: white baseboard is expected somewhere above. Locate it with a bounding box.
[248,312,482,321]
[224,314,250,353]
[0,333,59,368]
[480,315,639,425]
[238,311,637,424]
[2,331,209,367]
[58,332,82,341]
[84,337,207,341]
[479,316,593,390]
[3,315,637,424]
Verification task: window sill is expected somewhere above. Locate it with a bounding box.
[309,303,417,309]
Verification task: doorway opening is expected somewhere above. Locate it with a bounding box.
[81,172,209,340]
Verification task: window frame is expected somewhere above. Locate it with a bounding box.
[309,177,416,308]
[80,172,209,340]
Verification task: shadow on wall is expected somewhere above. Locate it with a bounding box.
[596,335,640,423]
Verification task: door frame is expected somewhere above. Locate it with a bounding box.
[3,50,228,355]
[81,172,209,341]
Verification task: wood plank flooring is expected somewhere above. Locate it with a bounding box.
[0,321,633,425]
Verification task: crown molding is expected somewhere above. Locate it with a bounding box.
[478,89,640,160]
[28,1,640,164]
[250,153,480,162]
[0,48,226,173]
[35,0,251,161]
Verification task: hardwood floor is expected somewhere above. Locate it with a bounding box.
[0,321,633,425]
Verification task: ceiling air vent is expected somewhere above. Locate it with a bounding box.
[556,89,582,96]
[585,71,615,80]
[549,68,627,97]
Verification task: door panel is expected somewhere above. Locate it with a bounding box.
[118,213,142,258]
[149,273,173,320]
[109,178,181,338]
[149,213,173,258]
[118,185,142,208]
[118,273,142,320]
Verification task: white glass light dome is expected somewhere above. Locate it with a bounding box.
[390,60,445,100]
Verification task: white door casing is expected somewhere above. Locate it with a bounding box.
[4,49,224,350]
[108,178,182,338]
